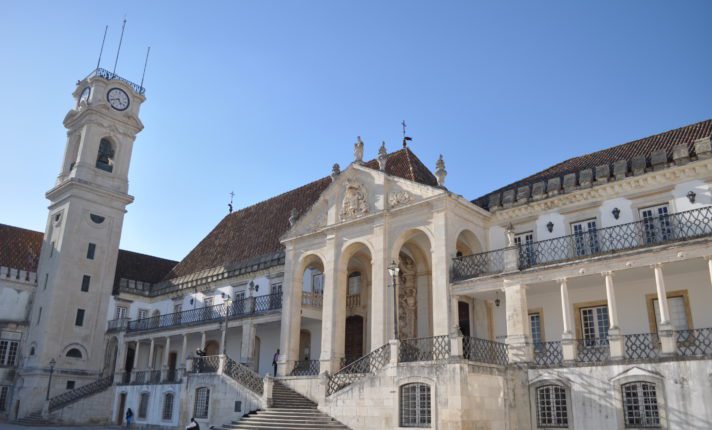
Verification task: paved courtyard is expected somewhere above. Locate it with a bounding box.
[0,425,123,430]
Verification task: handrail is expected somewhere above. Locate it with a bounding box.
[48,375,113,412]
[223,355,264,396]
[289,360,320,376]
[327,343,390,396]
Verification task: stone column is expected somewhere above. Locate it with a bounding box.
[148,338,155,369]
[603,272,623,360]
[200,332,207,352]
[653,264,676,355]
[241,322,256,369]
[707,256,712,289]
[503,224,519,272]
[431,210,450,336]
[450,294,461,333]
[559,278,576,362]
[504,282,532,363]
[220,324,228,355]
[181,334,188,367]
[114,339,127,375]
[319,234,343,374]
[162,336,171,380]
[278,244,300,376]
[370,222,388,349]
[131,340,141,383]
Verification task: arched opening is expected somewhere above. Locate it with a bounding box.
[66,348,83,359]
[392,229,433,339]
[344,315,365,363]
[339,242,372,360]
[204,340,219,356]
[299,330,312,360]
[455,229,482,257]
[289,253,326,370]
[96,138,115,172]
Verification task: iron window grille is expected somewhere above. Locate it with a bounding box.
[138,392,150,419]
[400,383,432,428]
[162,393,174,421]
[622,382,660,428]
[0,340,19,367]
[194,387,210,419]
[536,385,568,428]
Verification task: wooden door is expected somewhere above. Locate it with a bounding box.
[117,393,126,425]
[345,315,364,361]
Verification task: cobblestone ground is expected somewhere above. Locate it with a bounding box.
[0,425,123,430]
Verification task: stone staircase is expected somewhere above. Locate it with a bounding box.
[11,411,54,427]
[222,381,349,430]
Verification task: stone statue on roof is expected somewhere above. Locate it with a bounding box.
[353,136,364,164]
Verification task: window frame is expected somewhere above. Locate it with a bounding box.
[621,381,661,428]
[535,384,570,428]
[75,309,85,327]
[638,204,672,245]
[0,340,19,367]
[573,300,610,342]
[81,275,91,292]
[399,382,432,428]
[138,392,150,420]
[645,290,692,334]
[514,231,536,267]
[0,386,8,412]
[114,306,128,320]
[570,218,600,257]
[86,243,96,260]
[162,392,175,421]
[194,387,210,419]
[529,309,546,349]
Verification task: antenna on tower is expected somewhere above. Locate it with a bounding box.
[401,120,413,148]
[112,16,127,75]
[140,46,151,88]
[96,25,108,70]
[228,191,235,214]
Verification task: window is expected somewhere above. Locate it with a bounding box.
[50,241,55,257]
[137,309,149,320]
[400,383,431,428]
[622,382,660,428]
[37,307,42,325]
[652,295,690,332]
[536,385,568,428]
[89,214,105,224]
[66,381,75,390]
[43,273,48,290]
[571,219,599,256]
[234,290,245,302]
[530,312,543,349]
[580,305,609,344]
[86,243,96,260]
[29,346,35,356]
[138,392,150,419]
[173,304,182,314]
[271,283,283,309]
[0,386,8,412]
[114,306,127,320]
[348,272,361,296]
[0,340,19,366]
[234,400,242,412]
[162,393,174,420]
[204,297,214,307]
[65,348,83,359]
[75,309,85,326]
[194,387,210,419]
[81,275,91,292]
[312,272,324,294]
[515,232,535,267]
[96,138,115,172]
[640,204,672,245]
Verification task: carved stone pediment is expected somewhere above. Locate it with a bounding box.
[388,191,412,208]
[340,178,369,221]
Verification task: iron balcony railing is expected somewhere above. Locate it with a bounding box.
[676,328,712,357]
[107,318,130,332]
[124,293,282,334]
[327,343,390,396]
[623,333,660,360]
[88,67,146,95]
[532,341,563,367]
[576,338,610,364]
[48,375,113,412]
[452,206,712,282]
[190,356,221,374]
[463,336,509,366]
[399,335,451,363]
[289,360,320,376]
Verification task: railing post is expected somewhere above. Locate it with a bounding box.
[217,355,226,375]
[185,358,194,373]
[608,331,624,360]
[561,333,576,362]
[262,374,274,408]
[389,339,399,366]
[450,329,463,358]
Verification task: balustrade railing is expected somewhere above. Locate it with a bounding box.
[576,338,610,364]
[624,333,660,360]
[124,293,283,333]
[223,356,264,396]
[346,294,361,309]
[290,360,320,376]
[327,343,390,396]
[463,336,509,366]
[676,328,712,357]
[532,341,563,367]
[190,355,221,374]
[452,206,712,281]
[399,335,451,363]
[302,291,323,308]
[164,368,184,383]
[48,375,113,412]
[132,370,149,384]
[107,318,130,332]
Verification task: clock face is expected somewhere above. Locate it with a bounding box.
[107,87,129,111]
[78,87,90,105]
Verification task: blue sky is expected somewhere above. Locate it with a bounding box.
[1,1,710,261]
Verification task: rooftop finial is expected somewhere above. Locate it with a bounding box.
[228,191,235,214]
[331,163,341,182]
[289,208,299,226]
[435,154,447,187]
[378,142,388,171]
[353,136,364,164]
[402,120,413,148]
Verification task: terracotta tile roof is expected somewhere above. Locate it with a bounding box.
[473,119,712,209]
[0,223,42,272]
[165,147,437,281]
[113,250,177,292]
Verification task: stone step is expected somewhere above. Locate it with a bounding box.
[222,406,349,430]
[238,416,339,424]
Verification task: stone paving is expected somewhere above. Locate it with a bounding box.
[0,425,123,430]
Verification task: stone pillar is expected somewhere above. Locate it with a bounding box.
[278,244,300,376]
[431,210,450,336]
[450,333,463,358]
[389,339,399,366]
[262,375,274,408]
[503,225,519,272]
[504,282,532,363]
[181,334,188,368]
[707,256,712,289]
[220,324,228,355]
[148,338,155,369]
[450,294,461,333]
[162,336,171,380]
[370,222,388,349]
[241,322,256,369]
[603,272,623,360]
[114,339,127,375]
[653,264,676,355]
[200,332,207,352]
[320,234,343,374]
[131,340,141,382]
[559,279,576,362]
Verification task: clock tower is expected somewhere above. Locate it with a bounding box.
[16,68,145,417]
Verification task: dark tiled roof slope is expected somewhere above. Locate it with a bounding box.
[0,223,43,272]
[473,119,712,209]
[165,148,438,280]
[114,249,177,287]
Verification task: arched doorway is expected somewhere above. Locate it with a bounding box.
[299,330,312,360]
[340,242,372,360]
[344,315,364,362]
[204,340,219,356]
[392,229,433,339]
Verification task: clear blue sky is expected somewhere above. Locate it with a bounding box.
[1,1,710,261]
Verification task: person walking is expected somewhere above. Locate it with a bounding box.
[125,407,133,428]
[272,349,280,377]
[186,417,201,429]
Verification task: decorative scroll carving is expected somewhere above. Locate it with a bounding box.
[398,254,417,339]
[388,191,412,208]
[340,178,369,220]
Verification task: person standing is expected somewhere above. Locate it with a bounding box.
[272,349,280,376]
[125,407,133,428]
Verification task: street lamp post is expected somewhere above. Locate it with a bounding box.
[221,293,233,355]
[45,358,56,400]
[387,260,400,341]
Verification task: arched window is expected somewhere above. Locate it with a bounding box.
[96,138,115,172]
[162,392,174,421]
[348,271,361,296]
[622,381,660,427]
[66,348,83,359]
[194,387,210,419]
[400,383,431,428]
[138,392,150,419]
[536,385,568,427]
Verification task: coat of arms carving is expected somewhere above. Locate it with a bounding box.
[340,178,369,220]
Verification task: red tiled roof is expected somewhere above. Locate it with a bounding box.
[165,147,438,280]
[473,119,712,208]
[0,223,42,272]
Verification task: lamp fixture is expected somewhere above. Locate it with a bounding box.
[612,207,621,220]
[687,190,696,204]
[546,221,554,233]
[495,291,501,307]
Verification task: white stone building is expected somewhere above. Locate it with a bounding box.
[1,67,712,429]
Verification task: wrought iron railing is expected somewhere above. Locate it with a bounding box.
[48,375,113,412]
[223,356,264,396]
[532,341,563,367]
[451,248,508,281]
[463,337,509,366]
[164,368,184,383]
[190,355,221,374]
[576,338,610,363]
[107,318,130,332]
[124,293,283,333]
[452,206,712,281]
[116,371,132,385]
[340,356,361,368]
[676,328,712,357]
[399,335,451,363]
[327,343,390,396]
[624,333,660,360]
[302,291,323,308]
[289,360,320,376]
[88,68,146,95]
[132,370,149,384]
